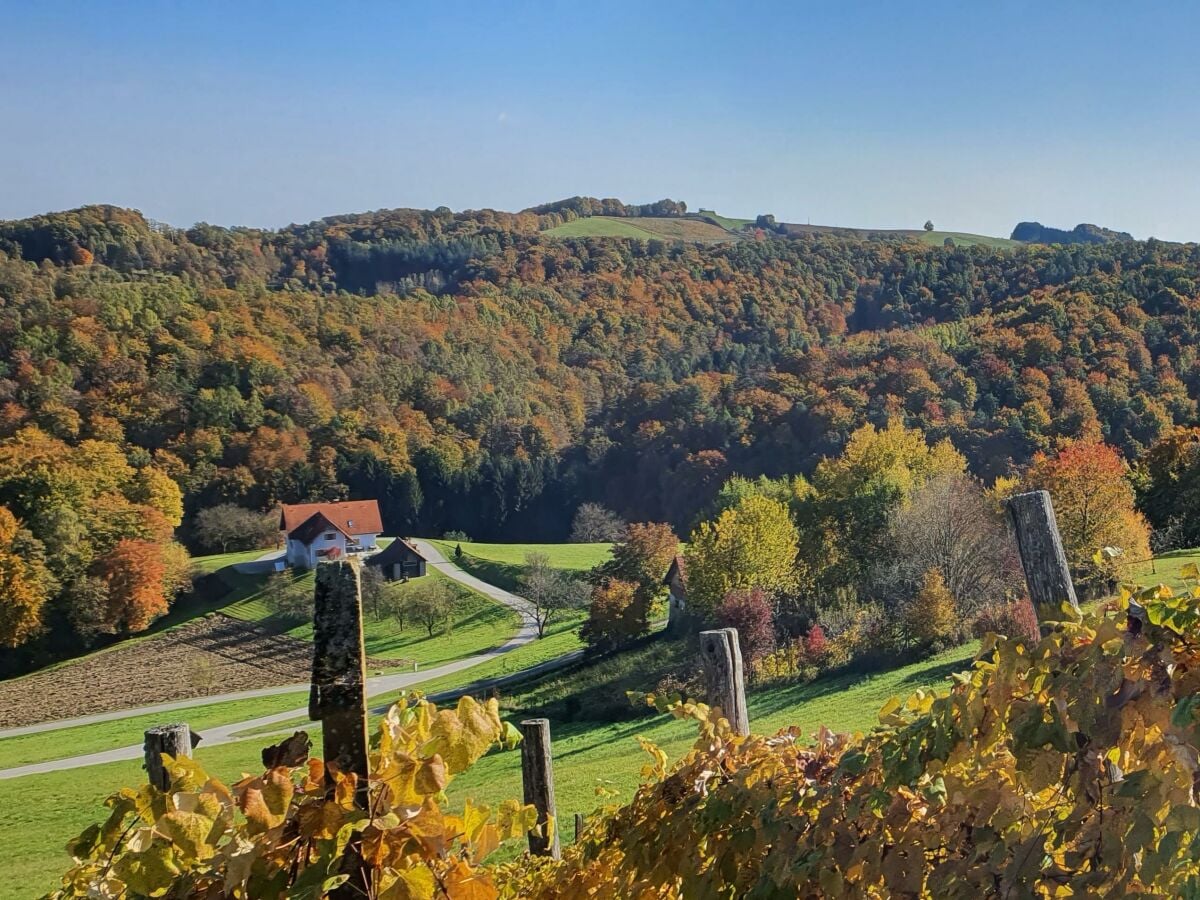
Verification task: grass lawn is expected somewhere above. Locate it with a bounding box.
[0,639,978,899]
[232,612,592,740]
[223,567,521,668]
[428,539,611,592]
[1131,546,1200,594]
[0,691,307,772]
[916,230,1020,250]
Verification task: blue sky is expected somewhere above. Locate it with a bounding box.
[3,1,1198,239]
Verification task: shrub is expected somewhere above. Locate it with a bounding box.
[972,596,1039,644]
[804,623,828,662]
[581,578,642,650]
[901,567,959,650]
[713,587,775,662]
[442,529,471,542]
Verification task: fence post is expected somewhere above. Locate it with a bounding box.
[700,627,749,737]
[144,723,199,791]
[574,812,584,843]
[520,718,561,859]
[310,560,370,809]
[1006,490,1081,623]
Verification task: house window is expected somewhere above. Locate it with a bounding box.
[348,519,355,528]
[324,532,336,540]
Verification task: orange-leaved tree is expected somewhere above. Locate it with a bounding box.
[1020,440,1150,586]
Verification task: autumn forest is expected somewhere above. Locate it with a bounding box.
[3,199,1200,668]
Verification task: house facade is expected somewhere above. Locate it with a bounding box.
[280,500,383,569]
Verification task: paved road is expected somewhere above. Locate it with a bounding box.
[0,541,564,779]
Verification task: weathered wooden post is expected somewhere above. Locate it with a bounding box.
[574,812,584,843]
[520,718,561,859]
[700,627,750,736]
[144,723,200,791]
[1006,490,1081,624]
[310,560,370,809]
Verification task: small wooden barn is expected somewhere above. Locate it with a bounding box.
[366,539,428,581]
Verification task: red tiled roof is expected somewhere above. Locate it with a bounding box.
[280,500,383,537]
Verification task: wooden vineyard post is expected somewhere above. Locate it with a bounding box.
[309,560,370,809]
[575,812,584,843]
[1006,490,1081,624]
[520,718,561,859]
[144,723,199,791]
[700,627,750,736]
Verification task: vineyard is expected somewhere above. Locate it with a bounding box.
[38,492,1200,898]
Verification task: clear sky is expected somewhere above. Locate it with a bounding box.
[3,1,1199,240]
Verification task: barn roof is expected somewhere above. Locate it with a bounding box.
[663,554,687,586]
[365,538,427,567]
[280,500,383,536]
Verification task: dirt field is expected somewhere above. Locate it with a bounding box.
[0,614,402,728]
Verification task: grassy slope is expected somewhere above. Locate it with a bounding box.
[782,222,1018,250]
[1131,546,1200,593]
[915,230,1021,250]
[223,566,520,667]
[0,640,977,899]
[696,211,753,231]
[542,216,736,243]
[428,540,610,592]
[0,691,307,771]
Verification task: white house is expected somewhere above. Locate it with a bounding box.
[279,500,383,569]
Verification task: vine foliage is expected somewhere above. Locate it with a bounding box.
[51,694,535,899]
[499,578,1200,898]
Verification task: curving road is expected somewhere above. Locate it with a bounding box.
[0,540,579,779]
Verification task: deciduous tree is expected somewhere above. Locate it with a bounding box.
[1021,440,1150,586]
[0,507,51,647]
[569,503,626,543]
[684,495,799,616]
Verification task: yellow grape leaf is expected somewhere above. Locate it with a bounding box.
[428,697,501,774]
[470,823,500,863]
[495,798,536,840]
[415,754,447,796]
[156,810,215,860]
[1182,562,1200,580]
[296,799,344,840]
[379,865,437,900]
[112,844,181,897]
[878,695,902,723]
[461,798,490,844]
[637,736,668,781]
[239,768,293,833]
[442,859,497,900]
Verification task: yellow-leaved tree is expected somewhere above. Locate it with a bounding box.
[684,494,799,616]
[798,420,965,592]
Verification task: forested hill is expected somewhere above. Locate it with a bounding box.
[1,201,1198,543]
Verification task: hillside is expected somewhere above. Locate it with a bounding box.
[4,196,1200,668]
